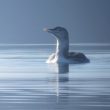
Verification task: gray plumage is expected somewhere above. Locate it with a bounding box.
[44,26,90,64]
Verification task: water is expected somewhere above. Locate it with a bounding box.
[0,44,110,110]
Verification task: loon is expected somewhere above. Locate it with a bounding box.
[44,27,90,64]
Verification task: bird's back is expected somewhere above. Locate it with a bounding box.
[67,52,90,63]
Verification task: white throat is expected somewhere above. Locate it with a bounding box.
[56,37,69,58]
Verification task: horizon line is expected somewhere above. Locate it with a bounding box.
[0,43,110,46]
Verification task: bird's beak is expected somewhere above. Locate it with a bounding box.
[43,28,53,33]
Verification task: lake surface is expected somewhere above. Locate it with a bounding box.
[0,44,110,110]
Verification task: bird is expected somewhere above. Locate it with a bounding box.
[44,26,90,64]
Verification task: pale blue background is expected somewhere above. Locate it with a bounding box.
[0,0,110,44]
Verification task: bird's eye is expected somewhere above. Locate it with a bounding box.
[54,27,63,31]
[57,28,62,31]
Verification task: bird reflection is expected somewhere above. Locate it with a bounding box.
[48,63,69,97]
[55,63,69,97]
[48,63,69,82]
[54,63,69,74]
[54,63,69,82]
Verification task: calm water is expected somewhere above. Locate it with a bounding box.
[0,44,110,110]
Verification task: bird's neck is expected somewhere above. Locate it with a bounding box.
[56,38,69,57]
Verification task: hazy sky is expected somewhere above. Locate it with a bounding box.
[0,0,110,44]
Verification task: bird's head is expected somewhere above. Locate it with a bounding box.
[44,27,69,41]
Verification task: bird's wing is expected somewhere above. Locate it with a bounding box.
[47,53,55,61]
[69,52,87,59]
